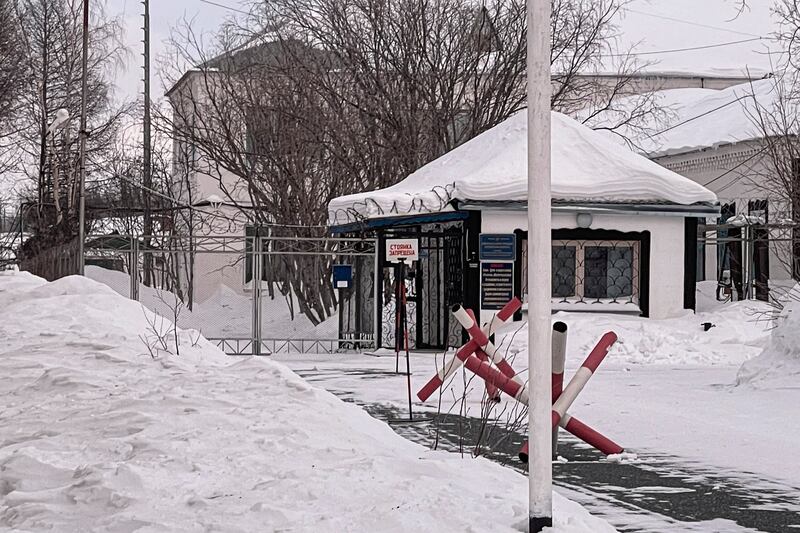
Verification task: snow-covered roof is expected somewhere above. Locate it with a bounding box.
[328,111,717,226]
[589,78,785,158]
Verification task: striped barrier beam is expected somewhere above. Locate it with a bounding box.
[551,332,617,428]
[466,309,501,401]
[560,414,624,455]
[450,305,519,380]
[460,352,529,404]
[519,415,624,461]
[519,329,621,462]
[417,298,521,402]
[551,321,568,455]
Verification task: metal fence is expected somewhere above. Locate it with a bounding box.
[84,234,378,355]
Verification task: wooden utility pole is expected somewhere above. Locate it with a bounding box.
[527,0,553,530]
[142,0,153,285]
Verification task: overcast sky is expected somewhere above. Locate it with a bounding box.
[108,0,781,102]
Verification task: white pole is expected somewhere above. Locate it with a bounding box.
[527,0,553,529]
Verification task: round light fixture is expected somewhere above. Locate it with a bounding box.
[576,212,593,229]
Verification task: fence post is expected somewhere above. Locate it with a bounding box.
[130,237,140,301]
[251,234,263,355]
[373,238,380,351]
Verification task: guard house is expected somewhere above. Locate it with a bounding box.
[329,111,719,351]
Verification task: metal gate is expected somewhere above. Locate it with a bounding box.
[379,223,464,351]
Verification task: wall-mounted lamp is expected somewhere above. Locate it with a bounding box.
[576,212,593,229]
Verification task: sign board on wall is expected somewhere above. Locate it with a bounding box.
[479,234,516,262]
[481,262,514,310]
[332,264,353,289]
[386,238,419,263]
[479,233,516,310]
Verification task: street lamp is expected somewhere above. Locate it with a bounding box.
[47,108,70,135]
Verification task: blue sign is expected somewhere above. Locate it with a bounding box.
[332,265,353,289]
[479,234,516,261]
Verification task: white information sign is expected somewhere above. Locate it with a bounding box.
[386,238,419,263]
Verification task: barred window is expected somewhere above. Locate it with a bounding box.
[522,239,641,310]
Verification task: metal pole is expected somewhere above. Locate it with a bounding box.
[251,234,263,355]
[527,0,553,529]
[131,236,140,301]
[141,0,153,286]
[77,0,90,276]
[373,239,380,351]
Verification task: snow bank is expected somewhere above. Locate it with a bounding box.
[493,298,772,367]
[0,271,612,532]
[736,301,800,388]
[86,265,339,340]
[328,112,716,225]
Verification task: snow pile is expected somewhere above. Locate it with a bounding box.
[736,301,800,388]
[493,300,772,367]
[328,111,716,225]
[0,271,613,532]
[86,265,338,340]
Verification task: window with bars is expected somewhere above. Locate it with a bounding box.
[521,239,641,310]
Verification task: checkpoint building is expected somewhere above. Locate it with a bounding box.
[328,111,719,351]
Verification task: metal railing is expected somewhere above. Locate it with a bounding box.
[81,233,379,355]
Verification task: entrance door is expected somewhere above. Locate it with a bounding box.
[379,225,464,350]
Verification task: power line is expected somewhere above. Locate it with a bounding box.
[197,0,251,16]
[602,37,764,58]
[702,146,768,188]
[643,94,754,155]
[626,8,763,39]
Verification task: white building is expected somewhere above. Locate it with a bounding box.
[329,111,717,349]
[589,77,796,299]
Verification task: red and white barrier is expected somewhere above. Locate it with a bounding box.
[551,332,617,428]
[519,413,624,462]
[417,298,521,402]
[451,305,520,380]
[559,414,624,455]
[551,321,568,454]
[418,298,624,461]
[466,309,501,400]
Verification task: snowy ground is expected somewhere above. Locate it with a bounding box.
[0,271,612,532]
[279,285,800,487]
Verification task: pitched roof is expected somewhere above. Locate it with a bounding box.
[328,111,717,225]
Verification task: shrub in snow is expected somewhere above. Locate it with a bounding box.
[736,301,800,387]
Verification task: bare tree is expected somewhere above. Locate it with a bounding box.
[160,0,650,324]
[13,0,131,256]
[0,0,26,180]
[741,70,800,289]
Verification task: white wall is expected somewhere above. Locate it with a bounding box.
[480,210,688,320]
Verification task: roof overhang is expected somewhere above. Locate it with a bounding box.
[458,199,720,217]
[330,211,469,234]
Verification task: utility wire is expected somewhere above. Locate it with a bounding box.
[642,94,755,154]
[197,0,250,16]
[626,8,763,39]
[602,37,764,58]
[702,146,769,188]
